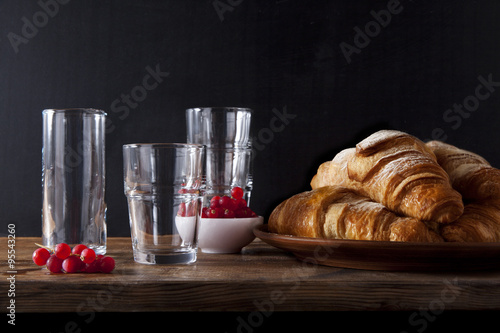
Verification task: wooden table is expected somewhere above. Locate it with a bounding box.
[3,237,500,314]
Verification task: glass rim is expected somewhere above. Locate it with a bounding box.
[205,146,253,152]
[185,107,253,113]
[43,108,107,116]
[123,143,205,150]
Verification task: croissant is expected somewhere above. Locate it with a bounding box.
[426,140,500,201]
[268,186,443,242]
[440,200,500,242]
[311,130,464,223]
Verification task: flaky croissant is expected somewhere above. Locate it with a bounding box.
[440,200,500,242]
[268,186,443,242]
[311,130,464,223]
[426,140,500,201]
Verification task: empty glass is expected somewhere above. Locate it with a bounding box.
[205,147,253,203]
[42,108,107,254]
[186,107,252,148]
[186,107,254,204]
[123,143,205,264]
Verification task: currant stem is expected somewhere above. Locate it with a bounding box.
[34,243,53,252]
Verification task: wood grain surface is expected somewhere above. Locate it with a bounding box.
[2,237,500,313]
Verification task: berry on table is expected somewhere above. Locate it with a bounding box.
[46,254,63,273]
[32,243,115,274]
[71,244,87,255]
[32,247,51,266]
[99,256,115,273]
[54,243,71,260]
[62,255,82,273]
[81,248,96,264]
[82,260,100,273]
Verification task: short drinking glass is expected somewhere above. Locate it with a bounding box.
[123,143,205,264]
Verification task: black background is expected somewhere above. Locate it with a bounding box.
[2,0,500,331]
[2,0,500,237]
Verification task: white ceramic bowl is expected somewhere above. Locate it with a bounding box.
[197,216,264,253]
[175,216,197,244]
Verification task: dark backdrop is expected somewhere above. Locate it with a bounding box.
[2,0,500,237]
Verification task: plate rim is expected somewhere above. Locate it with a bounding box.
[253,224,500,249]
[253,225,500,271]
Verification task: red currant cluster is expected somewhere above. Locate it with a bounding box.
[32,243,115,274]
[202,186,257,218]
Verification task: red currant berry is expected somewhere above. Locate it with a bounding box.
[235,207,255,218]
[208,207,223,218]
[72,244,87,256]
[32,248,51,266]
[46,254,63,273]
[231,198,238,210]
[223,209,235,218]
[219,195,237,210]
[81,248,96,264]
[210,196,221,208]
[231,187,244,200]
[235,208,246,218]
[62,255,82,273]
[235,198,247,209]
[99,256,115,273]
[201,207,210,218]
[54,243,71,260]
[82,259,100,273]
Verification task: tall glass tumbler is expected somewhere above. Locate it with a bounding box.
[42,108,107,254]
[186,107,252,148]
[123,143,205,264]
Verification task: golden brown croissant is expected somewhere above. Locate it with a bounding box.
[268,186,443,242]
[426,140,500,201]
[440,200,500,242]
[311,130,464,223]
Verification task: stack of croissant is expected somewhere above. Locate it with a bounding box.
[269,130,500,242]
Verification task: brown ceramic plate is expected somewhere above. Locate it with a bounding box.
[254,225,500,271]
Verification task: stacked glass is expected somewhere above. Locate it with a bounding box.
[186,107,253,203]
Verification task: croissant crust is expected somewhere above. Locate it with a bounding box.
[427,140,500,201]
[311,130,464,223]
[268,186,443,242]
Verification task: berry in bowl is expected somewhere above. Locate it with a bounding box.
[197,187,263,254]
